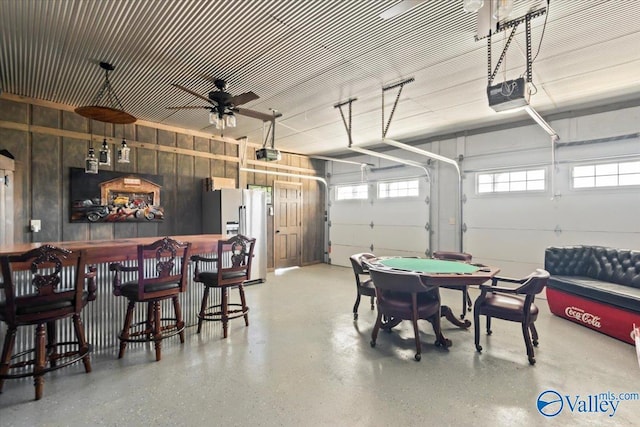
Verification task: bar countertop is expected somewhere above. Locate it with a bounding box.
[0,234,224,263]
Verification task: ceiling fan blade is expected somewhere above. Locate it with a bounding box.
[166,106,211,110]
[235,107,282,122]
[171,83,213,104]
[230,91,259,106]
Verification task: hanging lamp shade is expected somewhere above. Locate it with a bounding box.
[74,62,136,124]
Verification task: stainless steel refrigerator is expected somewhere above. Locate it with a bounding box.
[202,188,267,283]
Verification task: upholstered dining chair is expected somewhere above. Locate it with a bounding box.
[432,250,473,319]
[0,246,96,400]
[369,267,450,361]
[349,253,377,320]
[110,236,191,362]
[191,234,256,338]
[473,268,550,365]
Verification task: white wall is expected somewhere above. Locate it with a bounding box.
[330,104,640,276]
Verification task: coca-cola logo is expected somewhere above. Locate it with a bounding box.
[565,306,601,328]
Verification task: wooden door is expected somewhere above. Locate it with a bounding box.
[274,181,302,269]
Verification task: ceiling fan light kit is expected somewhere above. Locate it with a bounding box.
[169,78,275,125]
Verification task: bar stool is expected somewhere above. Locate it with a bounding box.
[0,246,96,400]
[191,234,255,338]
[109,237,191,361]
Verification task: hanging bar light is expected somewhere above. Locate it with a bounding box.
[117,138,131,164]
[85,146,98,174]
[98,138,111,165]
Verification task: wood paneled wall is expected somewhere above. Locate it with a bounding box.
[0,96,326,267]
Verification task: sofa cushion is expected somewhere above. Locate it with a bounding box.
[548,275,640,312]
[545,245,593,276]
[586,247,640,288]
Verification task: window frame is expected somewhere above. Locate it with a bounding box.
[571,160,640,190]
[334,183,369,201]
[475,167,547,195]
[377,178,421,199]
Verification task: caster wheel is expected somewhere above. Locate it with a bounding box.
[487,330,492,336]
[529,357,536,365]
[435,340,441,347]
[533,340,539,347]
[414,353,421,361]
[354,313,358,320]
[475,345,483,353]
[370,340,376,347]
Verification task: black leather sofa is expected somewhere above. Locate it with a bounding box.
[544,245,640,344]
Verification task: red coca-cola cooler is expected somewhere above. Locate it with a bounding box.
[547,288,640,345]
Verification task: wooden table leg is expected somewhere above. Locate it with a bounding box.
[441,305,471,329]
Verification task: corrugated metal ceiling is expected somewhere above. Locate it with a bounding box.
[1,0,639,155]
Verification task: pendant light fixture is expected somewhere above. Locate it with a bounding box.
[99,138,111,165]
[117,138,131,163]
[76,62,135,173]
[85,146,98,174]
[75,62,136,124]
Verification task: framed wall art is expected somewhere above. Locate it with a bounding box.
[69,167,165,223]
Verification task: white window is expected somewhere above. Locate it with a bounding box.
[477,168,545,194]
[573,160,640,188]
[378,179,419,199]
[335,184,368,200]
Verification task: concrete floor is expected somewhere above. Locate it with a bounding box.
[0,263,638,426]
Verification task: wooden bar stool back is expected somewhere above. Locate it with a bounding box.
[191,234,256,338]
[0,246,96,400]
[110,237,191,361]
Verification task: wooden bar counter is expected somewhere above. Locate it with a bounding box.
[0,234,225,356]
[0,234,224,262]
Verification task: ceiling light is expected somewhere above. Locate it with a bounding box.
[380,0,427,20]
[75,62,136,124]
[463,0,484,13]
[209,110,237,130]
[524,106,557,137]
[492,0,513,20]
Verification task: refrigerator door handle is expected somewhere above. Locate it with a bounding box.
[239,205,246,235]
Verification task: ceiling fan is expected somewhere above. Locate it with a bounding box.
[168,78,281,129]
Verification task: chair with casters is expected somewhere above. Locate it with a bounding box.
[0,246,96,400]
[110,236,191,362]
[369,267,450,361]
[432,250,473,319]
[191,234,256,338]
[349,253,377,320]
[473,268,550,365]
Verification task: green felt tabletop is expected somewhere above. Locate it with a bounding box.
[378,257,480,274]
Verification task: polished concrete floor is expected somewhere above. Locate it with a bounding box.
[1,263,638,426]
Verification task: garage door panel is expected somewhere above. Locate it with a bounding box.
[330,200,372,222]
[370,200,429,226]
[465,228,553,265]
[331,223,371,246]
[331,245,372,268]
[373,225,428,253]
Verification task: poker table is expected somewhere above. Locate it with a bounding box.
[367,257,500,329]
